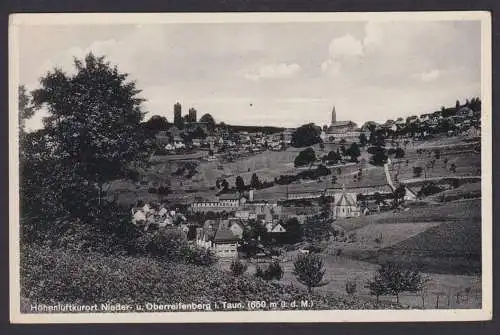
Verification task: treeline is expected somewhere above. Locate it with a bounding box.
[224,124,285,134]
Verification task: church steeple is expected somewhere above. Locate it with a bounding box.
[331,105,336,124]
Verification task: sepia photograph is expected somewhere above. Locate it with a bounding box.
[9,12,492,323]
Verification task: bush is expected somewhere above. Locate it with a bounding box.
[255,266,265,279]
[257,260,284,281]
[180,246,217,266]
[230,259,248,277]
[135,229,188,260]
[345,279,357,296]
[418,182,444,198]
[413,166,423,178]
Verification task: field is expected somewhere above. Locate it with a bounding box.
[331,198,481,274]
[110,133,481,207]
[228,250,481,309]
[428,181,482,202]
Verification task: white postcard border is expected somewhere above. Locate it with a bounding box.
[9,11,493,323]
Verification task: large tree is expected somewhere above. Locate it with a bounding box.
[142,115,168,134]
[291,123,322,148]
[29,53,154,215]
[235,176,245,192]
[199,113,216,130]
[293,253,326,293]
[18,85,35,132]
[294,147,316,167]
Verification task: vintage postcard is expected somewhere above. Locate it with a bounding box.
[9,12,492,323]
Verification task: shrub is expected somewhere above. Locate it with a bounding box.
[135,229,188,260]
[255,266,265,279]
[345,279,357,296]
[347,232,357,243]
[148,187,157,193]
[230,259,248,277]
[413,166,423,178]
[180,246,217,266]
[418,182,444,198]
[263,261,284,281]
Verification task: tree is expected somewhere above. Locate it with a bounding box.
[235,176,245,192]
[368,262,426,304]
[142,115,168,134]
[418,182,444,198]
[294,147,316,167]
[291,123,322,148]
[345,278,357,296]
[190,126,207,139]
[29,53,153,217]
[450,163,456,173]
[393,184,406,207]
[250,173,261,189]
[325,150,341,164]
[199,113,216,130]
[256,261,284,281]
[293,253,326,293]
[18,85,35,132]
[369,129,386,147]
[369,146,388,166]
[346,142,361,162]
[221,179,229,191]
[284,217,303,244]
[230,259,248,277]
[413,166,423,178]
[365,273,389,303]
[359,133,368,147]
[394,147,405,159]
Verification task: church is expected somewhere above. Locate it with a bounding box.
[323,106,362,142]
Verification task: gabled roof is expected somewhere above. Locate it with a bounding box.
[335,192,357,207]
[214,228,239,242]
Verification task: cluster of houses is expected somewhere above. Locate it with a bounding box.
[131,202,188,232]
[158,127,294,156]
[373,104,481,139]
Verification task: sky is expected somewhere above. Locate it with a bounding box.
[18,20,482,130]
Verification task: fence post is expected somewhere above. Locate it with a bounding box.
[456,292,460,305]
[421,294,425,309]
[435,294,440,309]
[447,294,450,308]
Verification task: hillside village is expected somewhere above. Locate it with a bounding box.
[128,98,482,263]
[19,52,484,311]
